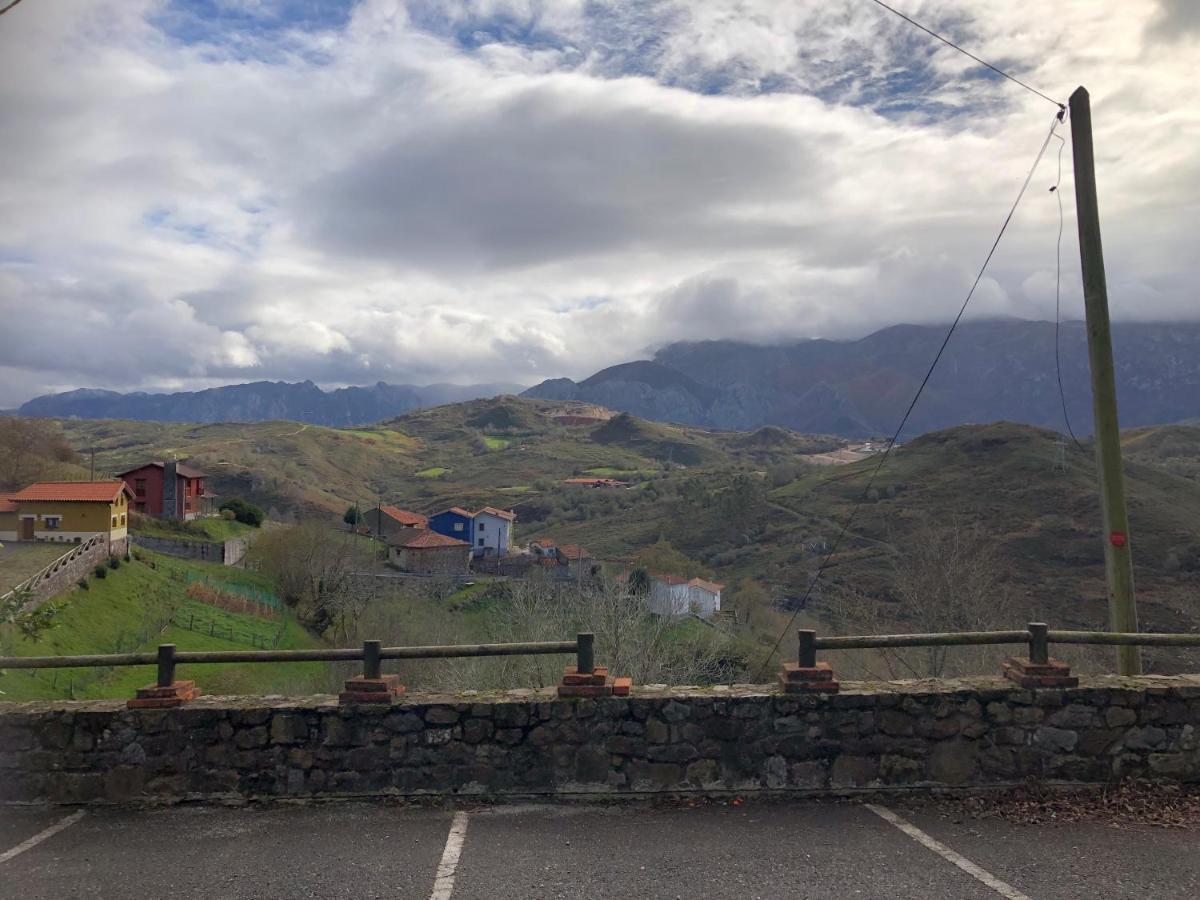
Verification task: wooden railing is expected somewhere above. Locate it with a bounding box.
[0,534,108,606]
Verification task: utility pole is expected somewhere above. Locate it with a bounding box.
[1069,86,1141,675]
[89,447,95,481]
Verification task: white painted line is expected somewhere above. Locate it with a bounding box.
[0,810,86,866]
[429,810,469,900]
[866,804,1033,900]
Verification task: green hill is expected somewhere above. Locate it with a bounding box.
[0,551,329,702]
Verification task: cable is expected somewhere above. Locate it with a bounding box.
[752,111,1065,682]
[866,0,1064,110]
[0,0,26,17]
[1050,126,1086,451]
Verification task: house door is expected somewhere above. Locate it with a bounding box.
[20,518,35,540]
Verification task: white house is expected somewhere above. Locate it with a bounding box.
[647,575,724,619]
[472,506,515,557]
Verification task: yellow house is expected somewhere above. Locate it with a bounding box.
[0,493,19,542]
[8,481,132,543]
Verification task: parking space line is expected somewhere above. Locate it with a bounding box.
[429,811,469,900]
[0,811,86,866]
[866,804,1032,900]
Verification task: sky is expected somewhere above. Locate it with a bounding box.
[0,0,1197,406]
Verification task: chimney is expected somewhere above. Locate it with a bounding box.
[163,460,179,520]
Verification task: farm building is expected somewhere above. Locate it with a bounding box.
[6,481,133,544]
[363,504,427,538]
[646,574,724,619]
[428,506,516,558]
[388,529,472,575]
[117,461,212,520]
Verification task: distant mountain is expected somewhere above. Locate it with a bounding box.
[523,320,1200,438]
[18,380,525,426]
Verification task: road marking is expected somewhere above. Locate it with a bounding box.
[0,811,86,866]
[430,810,469,900]
[866,804,1032,900]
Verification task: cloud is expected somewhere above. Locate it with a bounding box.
[0,0,1197,407]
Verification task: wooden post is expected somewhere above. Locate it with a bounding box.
[1028,622,1049,665]
[363,640,382,680]
[1069,86,1141,675]
[156,643,176,687]
[798,630,817,668]
[576,632,594,675]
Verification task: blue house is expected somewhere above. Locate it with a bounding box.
[427,507,474,545]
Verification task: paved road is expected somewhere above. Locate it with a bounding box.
[1,800,1196,899]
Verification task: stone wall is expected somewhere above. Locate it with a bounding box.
[2,536,125,610]
[131,534,251,566]
[1,675,1197,806]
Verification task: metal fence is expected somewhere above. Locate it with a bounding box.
[798,622,1200,668]
[0,633,594,688]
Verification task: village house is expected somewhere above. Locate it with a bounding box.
[529,537,593,577]
[0,493,19,542]
[387,528,471,575]
[647,574,724,619]
[5,481,133,545]
[363,504,427,538]
[428,506,516,558]
[117,461,211,520]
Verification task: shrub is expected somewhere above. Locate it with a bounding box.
[219,498,265,527]
[108,556,121,570]
[221,509,236,520]
[93,565,107,579]
[77,577,89,590]
[123,553,132,563]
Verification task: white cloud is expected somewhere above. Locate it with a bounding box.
[0,0,1196,406]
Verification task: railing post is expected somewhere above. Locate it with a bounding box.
[798,630,817,668]
[363,640,382,680]
[576,632,594,675]
[156,643,176,687]
[1028,622,1049,665]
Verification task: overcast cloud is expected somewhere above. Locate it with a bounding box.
[0,0,1197,406]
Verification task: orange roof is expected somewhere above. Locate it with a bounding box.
[688,578,725,594]
[653,574,690,586]
[401,529,471,550]
[530,538,556,548]
[441,506,475,518]
[0,493,17,514]
[478,506,516,521]
[558,544,590,560]
[12,481,132,503]
[378,505,427,527]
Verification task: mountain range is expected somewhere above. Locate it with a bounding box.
[16,380,524,426]
[524,320,1200,438]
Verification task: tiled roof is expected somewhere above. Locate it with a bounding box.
[478,506,516,521]
[557,544,590,560]
[0,493,17,513]
[401,529,471,549]
[378,505,427,527]
[530,538,556,548]
[439,506,475,518]
[653,574,690,586]
[116,461,206,479]
[12,481,131,503]
[688,578,725,594]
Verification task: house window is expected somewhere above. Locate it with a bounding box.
[44,516,61,530]
[136,502,146,513]
[120,514,126,525]
[478,538,485,546]
[112,516,118,527]
[135,479,146,497]
[478,522,485,531]
[454,522,463,532]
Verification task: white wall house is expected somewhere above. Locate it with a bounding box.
[472,506,515,557]
[647,575,724,619]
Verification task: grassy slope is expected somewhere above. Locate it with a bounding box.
[0,552,328,701]
[131,517,258,543]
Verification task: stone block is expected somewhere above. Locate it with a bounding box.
[127,682,200,709]
[1001,658,1078,689]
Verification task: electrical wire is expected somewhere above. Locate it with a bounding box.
[0,0,26,18]
[1051,125,1086,452]
[866,0,1064,110]
[752,111,1066,682]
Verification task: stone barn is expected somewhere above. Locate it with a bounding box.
[389,529,471,575]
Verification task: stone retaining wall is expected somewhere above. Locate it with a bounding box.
[3,536,126,610]
[1,675,1197,806]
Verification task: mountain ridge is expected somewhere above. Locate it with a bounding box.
[524,320,1200,438]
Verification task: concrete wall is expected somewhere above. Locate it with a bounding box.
[1,675,1197,806]
[130,534,248,565]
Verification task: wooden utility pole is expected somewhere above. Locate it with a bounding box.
[1068,85,1141,675]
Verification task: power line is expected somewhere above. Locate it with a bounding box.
[866,0,1064,110]
[0,0,27,18]
[752,111,1066,682]
[1050,125,1086,452]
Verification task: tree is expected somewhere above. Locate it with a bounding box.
[249,524,363,637]
[219,498,265,527]
[0,418,79,490]
[343,504,362,529]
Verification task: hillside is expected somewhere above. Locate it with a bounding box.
[0,551,328,701]
[524,320,1200,438]
[49,398,833,518]
[18,379,523,426]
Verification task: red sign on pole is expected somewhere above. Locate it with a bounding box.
[1109,531,1127,547]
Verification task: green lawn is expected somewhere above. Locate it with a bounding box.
[0,551,329,701]
[0,542,69,593]
[415,466,450,478]
[131,516,258,544]
[481,436,511,450]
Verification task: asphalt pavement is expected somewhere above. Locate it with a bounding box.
[0,799,1196,899]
